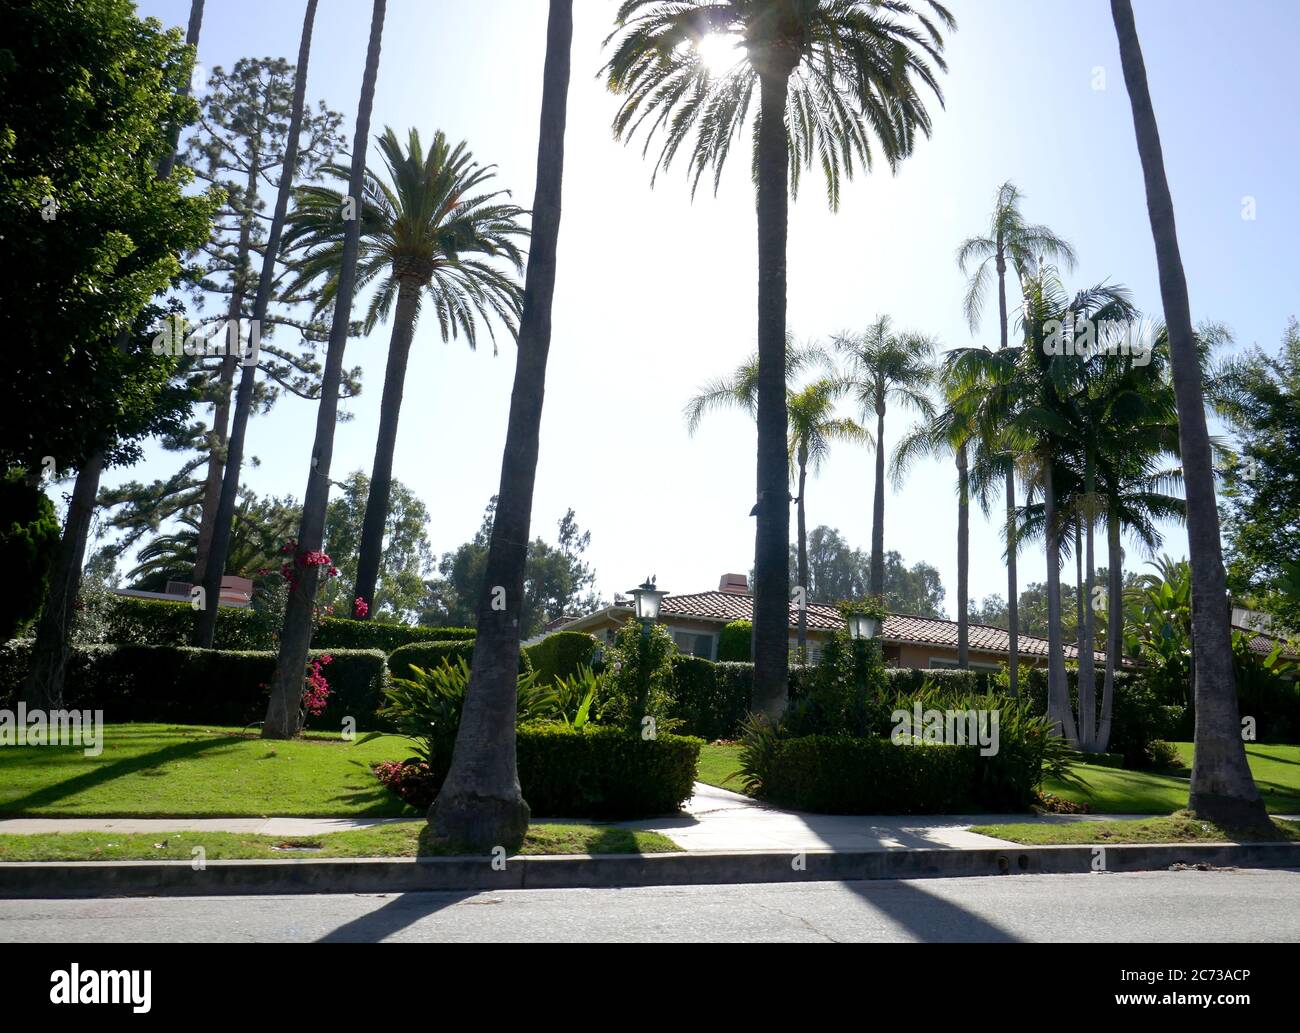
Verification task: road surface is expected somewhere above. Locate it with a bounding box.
[2,868,1298,942]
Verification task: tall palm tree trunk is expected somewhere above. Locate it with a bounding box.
[1097,502,1122,750]
[796,450,808,653]
[430,0,572,849]
[1043,461,1078,741]
[1005,466,1019,694]
[1078,463,1098,750]
[194,150,260,585]
[24,2,206,705]
[196,0,320,648]
[750,67,794,719]
[1111,0,1265,827]
[264,0,385,739]
[956,442,969,667]
[21,453,104,708]
[869,393,885,598]
[353,276,421,618]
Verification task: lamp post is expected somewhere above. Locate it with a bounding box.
[846,611,880,642]
[627,578,666,729]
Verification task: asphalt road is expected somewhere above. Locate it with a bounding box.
[2,868,1298,942]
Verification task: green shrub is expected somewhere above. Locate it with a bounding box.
[597,619,676,730]
[717,620,752,662]
[96,596,273,650]
[377,658,555,781]
[782,631,888,738]
[0,471,60,639]
[515,723,702,818]
[387,639,532,681]
[0,640,388,729]
[314,617,475,652]
[885,667,995,696]
[524,631,597,687]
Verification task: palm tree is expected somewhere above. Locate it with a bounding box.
[195,0,321,648]
[832,317,935,599]
[787,379,869,650]
[956,182,1075,696]
[263,0,386,740]
[1110,0,1266,828]
[604,0,954,719]
[283,128,528,620]
[430,0,573,849]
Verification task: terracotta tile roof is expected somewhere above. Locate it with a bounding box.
[655,590,1107,663]
[1232,624,1300,661]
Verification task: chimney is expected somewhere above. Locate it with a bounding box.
[718,573,749,594]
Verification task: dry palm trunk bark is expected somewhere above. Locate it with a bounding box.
[1097,504,1123,751]
[956,443,969,668]
[869,390,886,598]
[750,64,795,720]
[430,0,573,849]
[263,0,385,739]
[1111,0,1266,828]
[353,274,424,618]
[796,448,808,652]
[1043,462,1079,742]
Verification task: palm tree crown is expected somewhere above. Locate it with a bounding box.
[284,126,528,351]
[603,0,954,205]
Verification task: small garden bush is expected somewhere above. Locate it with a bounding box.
[387,639,531,681]
[716,620,752,662]
[0,471,60,639]
[314,618,475,652]
[596,619,677,730]
[524,631,597,687]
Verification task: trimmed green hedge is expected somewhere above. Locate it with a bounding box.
[884,667,996,695]
[717,620,752,662]
[524,631,597,687]
[387,639,532,681]
[0,640,389,730]
[93,595,475,654]
[753,733,1040,814]
[669,655,748,740]
[515,723,702,818]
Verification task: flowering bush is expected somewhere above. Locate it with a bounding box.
[302,654,332,718]
[373,759,437,809]
[353,596,369,619]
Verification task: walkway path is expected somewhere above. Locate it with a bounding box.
[0,783,1223,852]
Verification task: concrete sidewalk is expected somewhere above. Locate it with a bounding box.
[0,782,1222,851]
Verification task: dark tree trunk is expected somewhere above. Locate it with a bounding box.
[1043,461,1078,741]
[1111,0,1265,828]
[1005,465,1019,695]
[750,67,793,719]
[263,0,385,739]
[956,443,969,668]
[1097,501,1123,751]
[196,0,319,648]
[156,0,205,181]
[1078,460,1098,750]
[21,453,104,709]
[869,394,885,598]
[353,276,421,618]
[796,450,808,653]
[429,0,572,849]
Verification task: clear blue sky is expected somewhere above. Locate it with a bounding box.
[122,0,1300,615]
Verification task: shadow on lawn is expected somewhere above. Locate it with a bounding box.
[0,734,236,815]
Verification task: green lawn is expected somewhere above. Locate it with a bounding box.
[972,813,1300,845]
[697,741,1300,815]
[0,823,680,862]
[0,724,418,817]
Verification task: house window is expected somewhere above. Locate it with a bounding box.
[929,657,1001,672]
[672,630,716,660]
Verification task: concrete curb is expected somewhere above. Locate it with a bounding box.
[3,841,1299,898]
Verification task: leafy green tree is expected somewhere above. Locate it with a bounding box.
[832,317,936,599]
[319,472,434,623]
[1111,0,1266,829]
[0,472,60,639]
[182,51,348,586]
[787,528,946,617]
[605,0,954,719]
[1214,318,1300,633]
[284,127,527,618]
